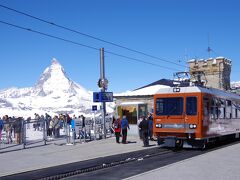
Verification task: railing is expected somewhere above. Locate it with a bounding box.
[0,116,114,153]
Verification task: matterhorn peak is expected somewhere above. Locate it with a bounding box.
[51,58,59,65]
[48,58,65,73]
[33,58,74,96]
[0,58,94,117]
[50,58,63,69]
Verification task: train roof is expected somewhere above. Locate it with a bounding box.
[155,86,240,101]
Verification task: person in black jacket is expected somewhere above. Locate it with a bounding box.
[138,116,149,147]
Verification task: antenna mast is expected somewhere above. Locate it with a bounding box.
[207,33,212,58]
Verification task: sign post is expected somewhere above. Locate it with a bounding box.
[93,48,113,139]
[92,105,97,140]
[100,48,106,139]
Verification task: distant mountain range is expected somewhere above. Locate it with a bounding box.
[0,58,96,118]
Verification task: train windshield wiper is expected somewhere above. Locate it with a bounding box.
[167,107,176,117]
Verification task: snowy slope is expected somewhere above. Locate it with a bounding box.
[0,58,94,118]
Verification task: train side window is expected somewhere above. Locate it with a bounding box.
[231,101,236,119]
[210,98,218,119]
[203,97,209,116]
[233,103,240,118]
[227,100,231,106]
[186,97,197,115]
[219,99,226,119]
[234,103,240,118]
[226,100,232,119]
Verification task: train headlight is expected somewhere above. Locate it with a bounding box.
[189,124,197,129]
[155,124,162,128]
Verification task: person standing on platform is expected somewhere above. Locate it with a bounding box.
[114,116,121,143]
[48,118,54,139]
[4,115,12,144]
[71,115,76,140]
[148,113,154,140]
[14,117,23,144]
[121,115,130,144]
[137,116,143,140]
[0,117,4,142]
[138,116,149,147]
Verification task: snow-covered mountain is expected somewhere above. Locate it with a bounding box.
[231,81,240,89]
[0,58,95,118]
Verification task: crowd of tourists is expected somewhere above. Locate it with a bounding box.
[0,113,86,144]
[1,112,154,147]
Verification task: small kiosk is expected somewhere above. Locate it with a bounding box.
[116,102,148,124]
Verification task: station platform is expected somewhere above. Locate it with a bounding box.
[0,135,156,177]
[1,135,240,180]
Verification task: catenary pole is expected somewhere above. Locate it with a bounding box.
[100,48,106,139]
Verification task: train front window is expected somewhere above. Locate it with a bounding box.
[156,97,183,116]
[186,97,197,115]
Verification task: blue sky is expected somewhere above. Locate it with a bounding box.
[0,0,239,93]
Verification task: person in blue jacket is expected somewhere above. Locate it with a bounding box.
[71,115,76,139]
[0,117,4,142]
[121,115,130,144]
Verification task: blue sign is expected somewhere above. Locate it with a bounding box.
[92,105,97,111]
[93,92,113,102]
[93,92,100,102]
[99,92,113,102]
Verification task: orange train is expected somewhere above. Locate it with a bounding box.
[153,86,240,148]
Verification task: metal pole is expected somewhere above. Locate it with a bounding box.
[43,118,47,145]
[94,112,96,140]
[100,48,106,139]
[72,128,75,145]
[84,126,86,143]
[22,119,26,149]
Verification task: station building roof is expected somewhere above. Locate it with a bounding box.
[114,79,189,97]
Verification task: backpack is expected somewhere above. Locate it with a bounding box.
[114,120,120,129]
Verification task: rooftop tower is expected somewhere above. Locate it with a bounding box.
[188,57,231,90]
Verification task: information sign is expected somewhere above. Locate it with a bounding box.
[92,105,97,111]
[99,92,113,102]
[93,92,113,102]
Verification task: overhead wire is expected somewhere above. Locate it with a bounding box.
[0,20,181,72]
[0,3,186,68]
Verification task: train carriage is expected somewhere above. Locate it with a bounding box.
[153,86,240,148]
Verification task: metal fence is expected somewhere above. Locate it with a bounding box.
[0,115,114,153]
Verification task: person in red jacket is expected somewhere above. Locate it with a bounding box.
[113,116,121,143]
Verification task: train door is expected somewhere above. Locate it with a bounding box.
[185,96,198,137]
[202,95,211,137]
